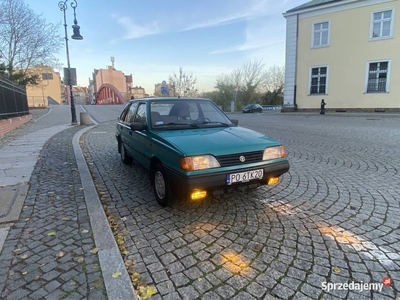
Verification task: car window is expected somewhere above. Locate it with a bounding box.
[149,100,231,129]
[119,103,131,121]
[124,102,138,123]
[200,102,227,123]
[134,103,147,124]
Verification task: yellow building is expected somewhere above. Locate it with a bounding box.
[283,0,400,112]
[130,86,146,98]
[25,66,63,107]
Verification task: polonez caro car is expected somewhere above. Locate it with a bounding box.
[116,98,289,206]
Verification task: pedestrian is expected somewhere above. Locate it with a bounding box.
[320,99,326,114]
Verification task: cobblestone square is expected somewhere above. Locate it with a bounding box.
[82,110,400,299]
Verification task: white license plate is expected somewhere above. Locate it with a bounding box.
[226,169,264,185]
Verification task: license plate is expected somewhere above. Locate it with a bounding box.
[226,169,264,185]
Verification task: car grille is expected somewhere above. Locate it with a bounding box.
[216,151,263,167]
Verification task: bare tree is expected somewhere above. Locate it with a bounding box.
[263,65,285,93]
[239,60,266,105]
[0,0,62,85]
[168,67,197,97]
[214,60,267,109]
[261,66,285,106]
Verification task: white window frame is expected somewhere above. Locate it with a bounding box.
[364,59,391,94]
[309,65,329,95]
[370,7,395,41]
[311,20,331,48]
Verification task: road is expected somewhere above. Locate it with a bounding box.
[82,106,400,300]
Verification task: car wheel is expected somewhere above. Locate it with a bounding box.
[120,141,133,164]
[153,164,175,207]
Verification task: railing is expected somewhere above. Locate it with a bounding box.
[0,75,29,119]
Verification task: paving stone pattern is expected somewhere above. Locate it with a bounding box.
[0,127,107,299]
[82,112,400,300]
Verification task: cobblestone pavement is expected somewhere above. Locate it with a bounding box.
[0,106,108,299]
[82,110,400,300]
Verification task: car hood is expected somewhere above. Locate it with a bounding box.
[154,126,280,156]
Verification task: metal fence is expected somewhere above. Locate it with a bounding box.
[0,75,29,119]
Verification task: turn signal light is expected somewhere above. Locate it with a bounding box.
[267,177,279,185]
[191,190,207,200]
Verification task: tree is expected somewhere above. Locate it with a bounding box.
[214,60,266,110]
[0,0,62,85]
[261,66,285,106]
[168,67,197,97]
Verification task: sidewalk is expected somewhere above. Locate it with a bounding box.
[0,106,135,299]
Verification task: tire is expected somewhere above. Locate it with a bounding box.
[120,141,133,164]
[153,164,175,207]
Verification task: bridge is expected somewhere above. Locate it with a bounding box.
[94,84,127,105]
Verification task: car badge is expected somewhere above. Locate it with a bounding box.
[239,155,245,162]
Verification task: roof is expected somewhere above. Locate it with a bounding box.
[286,0,344,13]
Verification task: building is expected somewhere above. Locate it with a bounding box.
[130,86,146,98]
[25,66,63,107]
[283,0,400,112]
[93,66,142,100]
[154,82,175,97]
[73,86,89,105]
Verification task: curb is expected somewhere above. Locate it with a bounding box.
[72,126,137,300]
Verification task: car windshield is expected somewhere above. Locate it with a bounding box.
[244,104,254,109]
[150,99,233,129]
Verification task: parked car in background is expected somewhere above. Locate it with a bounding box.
[116,98,290,207]
[242,104,263,113]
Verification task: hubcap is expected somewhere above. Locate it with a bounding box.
[155,171,165,199]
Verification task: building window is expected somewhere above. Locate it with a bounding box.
[312,21,330,47]
[310,66,328,95]
[366,61,389,93]
[371,9,393,39]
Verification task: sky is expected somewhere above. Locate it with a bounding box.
[27,0,306,95]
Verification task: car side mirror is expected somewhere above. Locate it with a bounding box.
[231,119,239,126]
[130,122,147,131]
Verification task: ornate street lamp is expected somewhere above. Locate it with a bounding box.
[59,0,83,125]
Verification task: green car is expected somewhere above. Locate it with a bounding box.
[116,98,289,206]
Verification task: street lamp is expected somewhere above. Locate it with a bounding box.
[59,0,83,125]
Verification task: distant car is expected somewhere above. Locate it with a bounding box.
[243,104,263,113]
[116,98,289,207]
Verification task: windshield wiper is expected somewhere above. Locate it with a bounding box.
[197,121,231,127]
[164,122,200,128]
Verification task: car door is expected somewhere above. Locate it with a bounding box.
[120,102,138,156]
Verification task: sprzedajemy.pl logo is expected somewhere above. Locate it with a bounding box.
[322,277,393,293]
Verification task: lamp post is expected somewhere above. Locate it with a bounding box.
[59,0,83,125]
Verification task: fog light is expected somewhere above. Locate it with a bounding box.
[267,177,279,185]
[191,190,207,200]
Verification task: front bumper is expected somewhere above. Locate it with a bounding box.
[164,160,290,198]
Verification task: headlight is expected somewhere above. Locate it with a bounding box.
[180,155,220,171]
[263,146,287,160]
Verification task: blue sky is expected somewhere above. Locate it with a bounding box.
[27,0,305,95]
